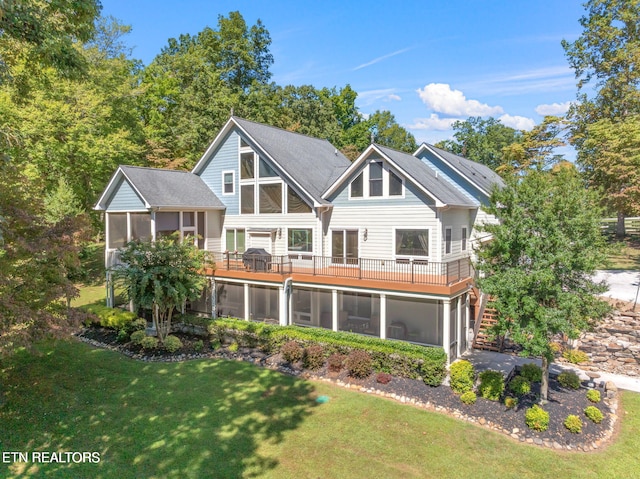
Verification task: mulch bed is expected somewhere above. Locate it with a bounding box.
[77,327,617,451]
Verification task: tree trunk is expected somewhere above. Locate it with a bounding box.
[540,355,549,403]
[616,211,626,239]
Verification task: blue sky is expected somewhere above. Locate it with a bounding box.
[101,0,586,154]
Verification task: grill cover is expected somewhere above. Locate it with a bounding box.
[242,248,271,271]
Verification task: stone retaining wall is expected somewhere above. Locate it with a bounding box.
[571,309,640,376]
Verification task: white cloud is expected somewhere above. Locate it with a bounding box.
[460,66,575,96]
[498,114,535,131]
[408,114,457,131]
[387,94,401,102]
[416,83,504,116]
[535,101,572,116]
[353,47,412,71]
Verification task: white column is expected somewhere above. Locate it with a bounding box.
[442,299,451,364]
[151,210,156,241]
[244,283,250,321]
[331,289,338,331]
[464,293,471,352]
[456,296,462,358]
[379,293,387,339]
[278,286,286,326]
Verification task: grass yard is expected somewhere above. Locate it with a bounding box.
[1,340,640,479]
[604,237,640,270]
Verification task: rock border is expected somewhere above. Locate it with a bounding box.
[75,331,619,452]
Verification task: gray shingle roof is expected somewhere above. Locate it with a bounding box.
[375,145,478,207]
[120,165,225,209]
[233,117,351,204]
[427,144,505,193]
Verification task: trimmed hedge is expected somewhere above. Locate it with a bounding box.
[208,318,447,385]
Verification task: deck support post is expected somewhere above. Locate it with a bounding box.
[243,283,250,320]
[442,299,451,365]
[331,289,338,331]
[379,293,386,339]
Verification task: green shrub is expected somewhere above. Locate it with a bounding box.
[477,370,504,401]
[564,414,583,433]
[345,350,372,379]
[376,372,392,384]
[586,389,601,403]
[584,406,604,424]
[130,330,147,345]
[557,371,581,390]
[525,405,550,431]
[163,335,183,353]
[519,363,542,383]
[460,391,477,405]
[328,353,345,372]
[82,303,138,330]
[563,348,589,364]
[193,339,204,352]
[509,376,531,396]
[207,318,447,383]
[228,341,239,352]
[281,341,303,363]
[140,336,159,350]
[116,329,130,343]
[302,345,325,370]
[504,396,518,409]
[127,318,147,334]
[420,359,447,387]
[210,339,221,350]
[449,360,475,394]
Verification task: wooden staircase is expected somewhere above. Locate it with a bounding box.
[470,291,503,352]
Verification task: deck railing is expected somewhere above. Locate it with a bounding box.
[210,252,473,286]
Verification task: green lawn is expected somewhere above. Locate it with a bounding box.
[1,340,640,479]
[606,237,640,270]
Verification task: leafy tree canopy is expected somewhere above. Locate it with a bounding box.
[113,237,207,343]
[475,168,610,400]
[563,0,640,236]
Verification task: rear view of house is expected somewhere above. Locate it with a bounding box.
[95,116,503,363]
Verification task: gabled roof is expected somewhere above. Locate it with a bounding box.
[323,144,477,208]
[95,165,225,211]
[192,116,351,206]
[414,143,505,196]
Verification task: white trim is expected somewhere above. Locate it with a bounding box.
[221,170,235,195]
[286,227,314,256]
[415,143,491,197]
[192,117,325,208]
[94,167,150,211]
[393,227,430,260]
[444,226,452,255]
[461,226,468,252]
[329,228,360,264]
[324,144,443,206]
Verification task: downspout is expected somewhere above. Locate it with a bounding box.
[283,277,293,326]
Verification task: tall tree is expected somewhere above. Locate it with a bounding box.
[114,237,207,343]
[2,17,146,214]
[499,116,566,175]
[0,0,101,90]
[436,117,521,171]
[563,0,640,237]
[367,110,417,153]
[475,168,610,401]
[140,12,273,167]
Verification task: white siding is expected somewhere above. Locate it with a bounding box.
[326,203,439,261]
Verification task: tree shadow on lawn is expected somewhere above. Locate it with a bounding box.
[0,340,317,479]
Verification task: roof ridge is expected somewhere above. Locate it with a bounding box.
[232,116,337,145]
[121,165,194,174]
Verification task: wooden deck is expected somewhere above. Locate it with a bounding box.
[207,253,474,295]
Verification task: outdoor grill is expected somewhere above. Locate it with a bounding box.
[242,248,271,272]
